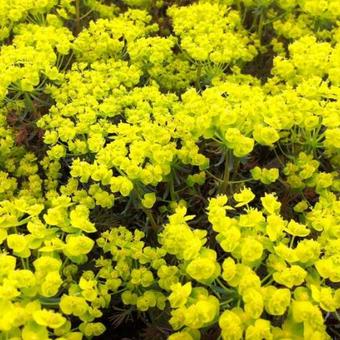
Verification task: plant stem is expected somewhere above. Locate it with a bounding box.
[196,64,202,91]
[169,173,177,202]
[75,0,81,35]
[258,11,265,41]
[145,208,159,232]
[219,150,231,194]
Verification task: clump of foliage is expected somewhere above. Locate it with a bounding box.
[0,0,339,339]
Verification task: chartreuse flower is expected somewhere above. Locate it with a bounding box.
[251,167,279,185]
[40,271,63,297]
[60,295,89,317]
[64,234,95,258]
[293,200,309,213]
[121,290,138,305]
[222,257,237,283]
[168,328,201,340]
[158,265,179,291]
[225,128,255,158]
[141,192,157,209]
[33,309,66,329]
[274,243,299,263]
[253,124,280,147]
[219,310,243,340]
[245,319,272,340]
[291,300,325,331]
[295,239,320,264]
[158,207,206,261]
[241,238,263,264]
[169,282,192,309]
[73,9,158,62]
[136,291,157,311]
[243,288,264,319]
[7,233,30,255]
[261,193,281,215]
[273,265,307,288]
[179,293,220,330]
[22,321,49,340]
[207,195,234,233]
[262,286,291,315]
[0,0,339,337]
[70,204,96,233]
[310,285,338,312]
[168,2,257,65]
[33,256,62,276]
[315,256,340,283]
[285,220,310,237]
[186,248,220,284]
[130,267,154,287]
[266,214,286,241]
[233,187,255,207]
[79,322,106,337]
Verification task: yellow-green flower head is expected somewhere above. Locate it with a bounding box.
[40,271,62,297]
[70,204,96,233]
[79,322,106,337]
[168,2,257,65]
[64,234,95,257]
[169,282,192,309]
[158,207,206,261]
[241,238,264,264]
[33,309,66,329]
[168,328,200,340]
[262,286,291,315]
[73,9,158,63]
[233,187,255,207]
[136,290,158,311]
[273,265,307,288]
[291,300,324,329]
[141,192,156,209]
[243,288,264,319]
[266,214,286,241]
[186,248,220,284]
[184,294,220,329]
[253,124,280,146]
[60,294,89,317]
[285,220,310,237]
[245,319,272,340]
[219,310,243,340]
[261,193,281,215]
[251,167,279,185]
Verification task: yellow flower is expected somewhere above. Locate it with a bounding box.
[233,187,255,207]
[33,309,66,329]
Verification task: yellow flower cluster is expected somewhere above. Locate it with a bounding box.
[168,2,258,65]
[0,0,57,41]
[0,0,339,339]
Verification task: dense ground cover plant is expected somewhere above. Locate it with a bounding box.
[0,0,339,339]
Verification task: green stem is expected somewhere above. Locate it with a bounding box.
[258,11,265,41]
[145,208,159,232]
[220,298,234,307]
[24,93,34,113]
[261,272,272,284]
[196,64,202,91]
[335,310,340,321]
[216,278,234,292]
[21,258,27,270]
[75,0,81,35]
[219,150,231,194]
[79,9,93,20]
[169,174,178,202]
